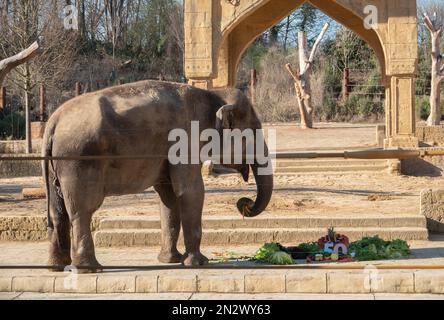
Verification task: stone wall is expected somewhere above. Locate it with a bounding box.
[0,216,101,241]
[416,125,444,146]
[0,140,42,154]
[421,189,444,233]
[0,155,42,178]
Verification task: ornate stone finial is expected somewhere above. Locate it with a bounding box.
[226,0,240,6]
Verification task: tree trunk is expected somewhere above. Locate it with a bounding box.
[286,23,329,129]
[24,63,32,154]
[297,31,313,128]
[424,13,444,126]
[341,67,350,101]
[429,69,442,126]
[283,15,291,51]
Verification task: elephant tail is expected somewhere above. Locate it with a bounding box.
[42,120,56,232]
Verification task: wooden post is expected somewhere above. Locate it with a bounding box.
[75,82,81,96]
[0,86,5,112]
[250,69,257,105]
[342,67,350,101]
[39,84,46,121]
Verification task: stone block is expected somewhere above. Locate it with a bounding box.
[245,274,285,293]
[420,189,444,233]
[55,275,97,294]
[415,271,444,294]
[372,272,414,293]
[136,275,158,293]
[0,277,12,292]
[97,276,136,293]
[158,275,197,293]
[286,271,327,293]
[328,272,370,294]
[12,276,55,293]
[198,275,244,293]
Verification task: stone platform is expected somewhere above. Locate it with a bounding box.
[1,238,444,296]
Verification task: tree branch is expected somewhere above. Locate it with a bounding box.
[424,12,435,33]
[285,63,300,82]
[308,22,330,65]
[0,39,42,87]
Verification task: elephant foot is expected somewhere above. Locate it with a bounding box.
[71,257,104,274]
[182,252,209,267]
[158,250,183,264]
[48,251,72,272]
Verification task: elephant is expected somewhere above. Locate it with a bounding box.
[42,80,273,271]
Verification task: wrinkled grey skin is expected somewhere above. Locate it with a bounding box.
[42,81,273,271]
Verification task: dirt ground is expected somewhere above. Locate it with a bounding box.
[263,123,378,151]
[0,172,442,219]
[0,123,438,218]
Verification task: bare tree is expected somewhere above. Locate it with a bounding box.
[334,27,363,101]
[286,22,330,129]
[0,0,76,152]
[424,12,444,126]
[0,40,42,87]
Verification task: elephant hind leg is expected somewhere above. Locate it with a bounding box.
[155,182,183,264]
[61,171,104,273]
[47,179,71,271]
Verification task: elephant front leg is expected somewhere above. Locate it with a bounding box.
[170,166,209,266]
[155,183,183,264]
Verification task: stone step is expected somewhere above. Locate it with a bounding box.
[98,216,427,231]
[94,227,429,248]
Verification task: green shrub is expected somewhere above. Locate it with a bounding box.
[0,112,26,140]
[416,96,430,121]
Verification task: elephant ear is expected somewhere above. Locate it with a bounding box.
[216,104,237,131]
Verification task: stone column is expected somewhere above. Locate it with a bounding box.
[384,2,419,148]
[384,74,418,148]
[184,0,214,89]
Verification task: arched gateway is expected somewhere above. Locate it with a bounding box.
[184,0,419,148]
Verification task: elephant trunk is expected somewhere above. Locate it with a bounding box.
[236,162,274,218]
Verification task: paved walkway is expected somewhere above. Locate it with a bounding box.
[2,292,444,300]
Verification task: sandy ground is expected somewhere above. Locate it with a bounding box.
[263,123,378,151]
[1,171,443,218]
[0,123,436,219]
[0,173,438,218]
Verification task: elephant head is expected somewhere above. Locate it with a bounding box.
[213,89,274,218]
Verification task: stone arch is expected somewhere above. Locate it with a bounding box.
[184,0,419,148]
[214,0,387,88]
